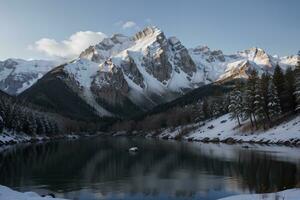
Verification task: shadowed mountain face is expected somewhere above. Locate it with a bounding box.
[19,65,100,121]
[1,137,300,200]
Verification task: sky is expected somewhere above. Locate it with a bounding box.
[0,0,299,60]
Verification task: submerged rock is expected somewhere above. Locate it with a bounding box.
[129,147,138,152]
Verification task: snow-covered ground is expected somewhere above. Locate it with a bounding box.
[0,131,32,145]
[0,185,67,200]
[1,185,300,200]
[219,188,300,200]
[154,114,300,145]
[0,129,79,149]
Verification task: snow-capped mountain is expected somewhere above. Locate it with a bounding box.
[32,26,204,117]
[189,46,298,83]
[0,59,57,95]
[18,26,299,118]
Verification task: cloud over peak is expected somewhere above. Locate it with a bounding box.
[122,21,137,29]
[29,31,107,60]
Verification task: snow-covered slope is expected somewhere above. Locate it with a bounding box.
[0,59,57,95]
[155,113,300,145]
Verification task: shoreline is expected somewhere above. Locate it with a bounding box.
[1,112,300,148]
[112,114,300,146]
[0,130,104,150]
[1,184,300,200]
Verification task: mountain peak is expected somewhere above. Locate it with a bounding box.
[133,26,162,41]
[238,47,265,55]
[110,33,128,43]
[238,47,271,65]
[193,45,211,52]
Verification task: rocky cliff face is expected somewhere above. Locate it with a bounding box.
[92,60,130,105]
[141,29,173,83]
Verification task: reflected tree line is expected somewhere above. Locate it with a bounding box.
[0,138,300,196]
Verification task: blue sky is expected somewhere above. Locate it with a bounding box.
[0,0,299,60]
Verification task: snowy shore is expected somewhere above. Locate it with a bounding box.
[0,185,67,200]
[1,185,300,200]
[219,188,300,200]
[146,114,300,145]
[0,129,80,148]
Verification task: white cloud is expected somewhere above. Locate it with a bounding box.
[29,31,107,59]
[121,21,138,29]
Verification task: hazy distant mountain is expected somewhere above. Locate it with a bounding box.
[0,59,57,95]
[189,46,298,83]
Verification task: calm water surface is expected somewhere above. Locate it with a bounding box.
[0,137,300,200]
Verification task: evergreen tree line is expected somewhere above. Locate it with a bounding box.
[229,60,300,129]
[0,96,60,135]
[110,95,229,133]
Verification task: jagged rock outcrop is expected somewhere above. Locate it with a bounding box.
[92,61,129,106]
[120,55,145,88]
[79,34,133,63]
[168,37,196,77]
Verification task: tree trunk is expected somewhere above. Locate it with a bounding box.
[249,115,254,128]
[263,119,266,130]
[237,116,241,127]
[265,111,271,128]
[253,114,258,129]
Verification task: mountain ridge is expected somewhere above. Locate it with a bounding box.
[2,26,299,119]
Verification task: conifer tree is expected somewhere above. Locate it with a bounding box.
[254,78,267,128]
[22,111,30,134]
[285,67,296,111]
[28,112,37,135]
[273,65,286,110]
[0,114,3,133]
[36,116,46,134]
[244,70,258,127]
[261,73,271,122]
[295,52,300,112]
[202,98,210,119]
[0,98,5,132]
[52,122,60,134]
[228,82,243,126]
[267,79,282,119]
[43,117,51,135]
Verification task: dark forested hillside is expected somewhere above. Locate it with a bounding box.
[137,84,231,118]
[19,65,101,121]
[110,83,233,132]
[0,91,60,136]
